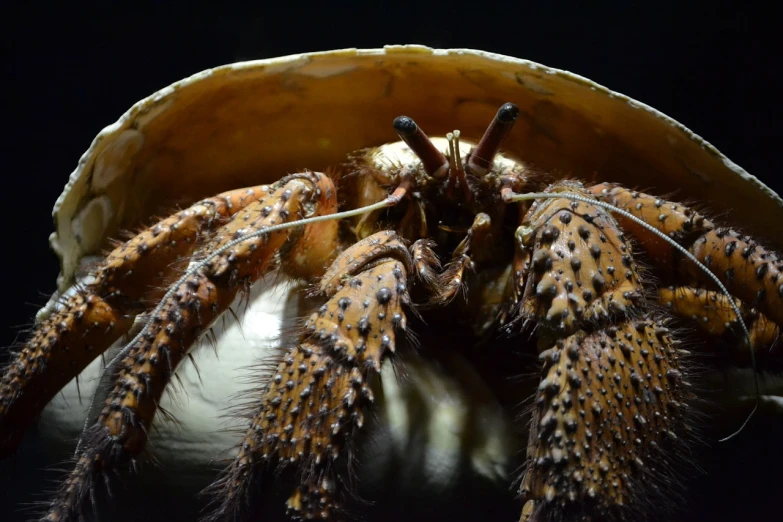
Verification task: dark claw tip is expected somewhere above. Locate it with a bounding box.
[498,103,520,123]
[393,116,417,136]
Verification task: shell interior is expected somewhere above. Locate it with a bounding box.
[52,45,783,292]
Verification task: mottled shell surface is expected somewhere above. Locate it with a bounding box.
[52,45,783,293]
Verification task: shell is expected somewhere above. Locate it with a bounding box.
[52,45,783,295]
[32,46,783,520]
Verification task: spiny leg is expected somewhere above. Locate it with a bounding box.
[590,183,783,326]
[0,186,267,457]
[512,182,693,521]
[505,181,782,515]
[514,181,644,333]
[206,231,413,521]
[521,319,690,522]
[41,173,338,521]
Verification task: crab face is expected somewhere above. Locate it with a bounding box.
[1,47,782,522]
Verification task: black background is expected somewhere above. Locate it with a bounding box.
[1,2,781,521]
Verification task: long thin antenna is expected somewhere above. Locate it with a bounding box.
[506,190,759,442]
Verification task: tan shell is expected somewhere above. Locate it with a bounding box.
[52,44,783,292]
[34,47,783,519]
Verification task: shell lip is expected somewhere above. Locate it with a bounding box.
[49,45,783,294]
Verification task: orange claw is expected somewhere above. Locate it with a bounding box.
[0,186,267,457]
[517,182,644,333]
[517,182,694,521]
[208,230,412,521]
[41,174,337,520]
[521,319,691,521]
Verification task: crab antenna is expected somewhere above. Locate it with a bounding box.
[393,115,449,178]
[468,102,520,176]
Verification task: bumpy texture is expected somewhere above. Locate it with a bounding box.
[0,187,268,457]
[516,184,644,332]
[208,231,412,521]
[522,320,689,521]
[2,106,781,522]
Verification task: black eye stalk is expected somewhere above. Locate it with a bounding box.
[392,102,520,180]
[393,115,450,179]
[468,102,520,176]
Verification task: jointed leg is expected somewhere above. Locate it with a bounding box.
[41,173,339,521]
[207,231,414,521]
[659,286,780,366]
[511,183,693,521]
[521,319,690,521]
[591,183,783,327]
[0,186,268,456]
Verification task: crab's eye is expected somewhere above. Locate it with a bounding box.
[468,102,520,176]
[393,114,449,178]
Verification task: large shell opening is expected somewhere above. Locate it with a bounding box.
[52,45,783,291]
[23,46,783,522]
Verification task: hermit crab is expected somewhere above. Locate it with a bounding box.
[2,46,782,522]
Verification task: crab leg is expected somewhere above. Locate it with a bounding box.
[521,319,691,521]
[41,173,338,522]
[590,183,783,326]
[433,213,492,305]
[513,182,645,332]
[513,182,692,521]
[0,186,267,456]
[659,286,780,366]
[206,231,412,522]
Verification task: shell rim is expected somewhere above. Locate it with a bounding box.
[48,44,783,294]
